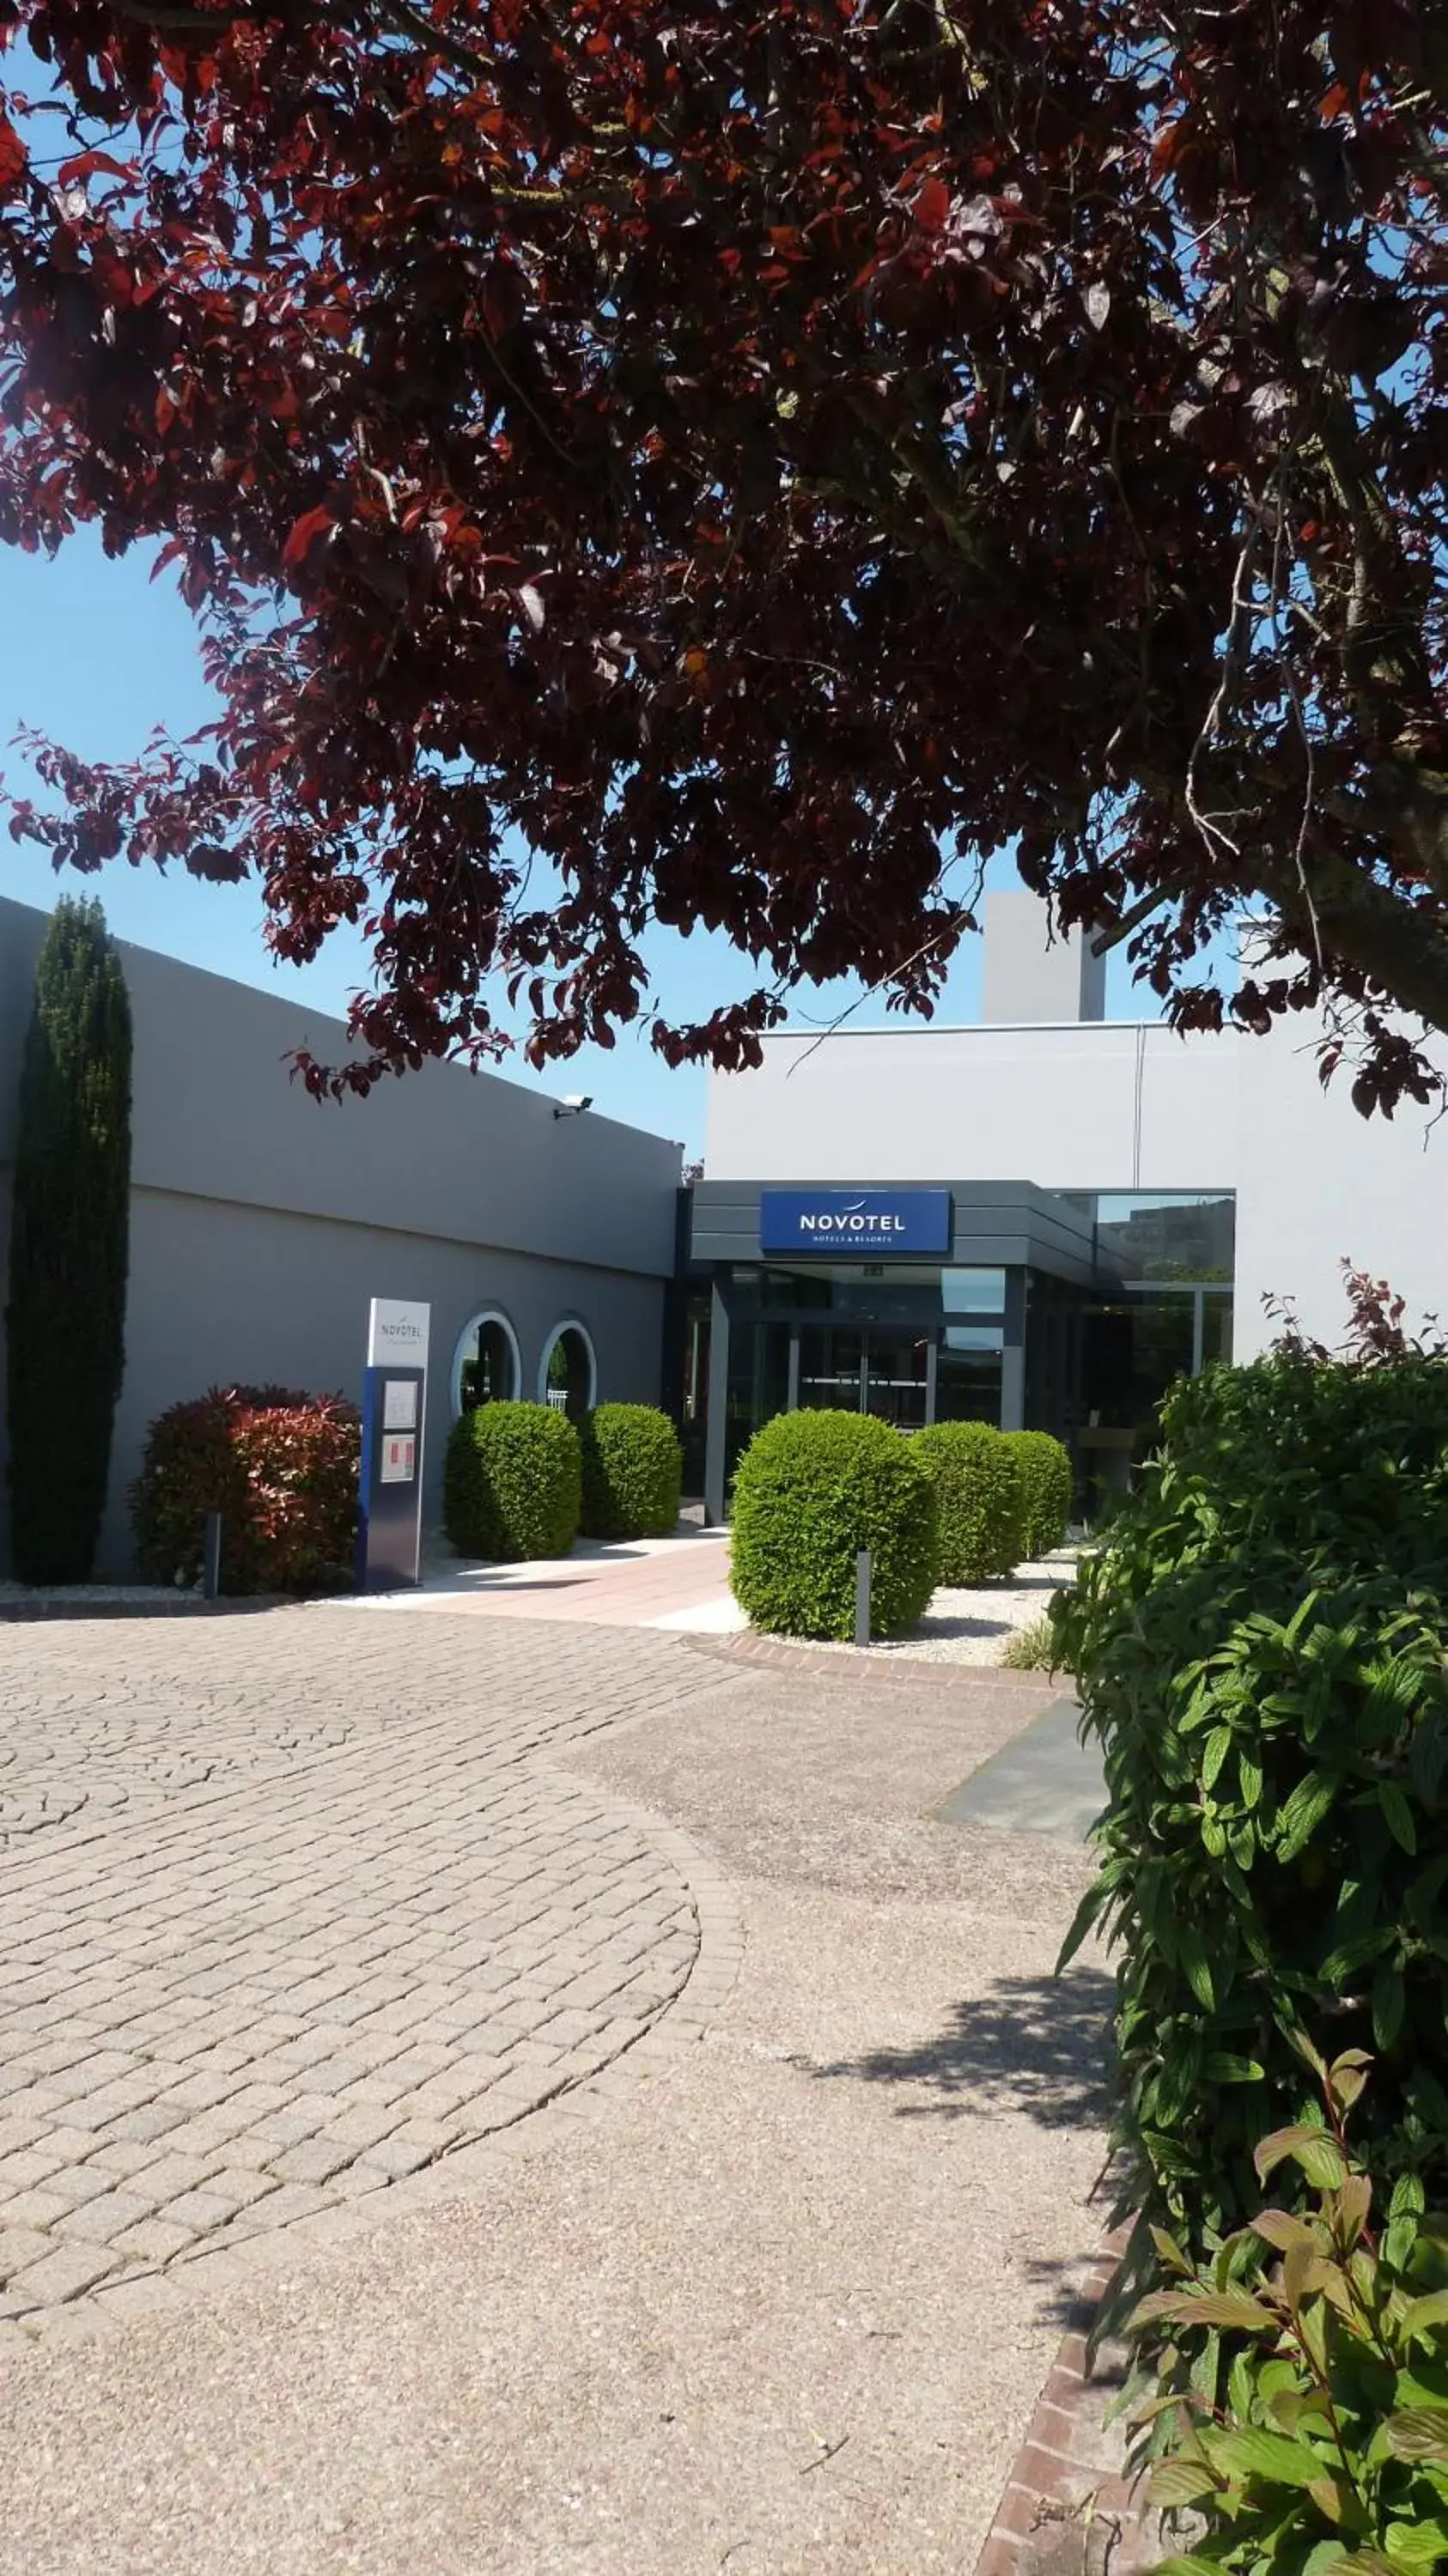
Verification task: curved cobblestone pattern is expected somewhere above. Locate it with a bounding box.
[0,1611,738,2339]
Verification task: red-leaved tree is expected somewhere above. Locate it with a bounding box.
[0,0,1444,1103]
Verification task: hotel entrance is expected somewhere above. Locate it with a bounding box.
[701,1260,1025,1515]
[684,1178,1235,1527]
[685,1181,1062,1522]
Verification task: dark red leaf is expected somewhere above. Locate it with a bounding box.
[280,506,335,569]
[913,174,950,235]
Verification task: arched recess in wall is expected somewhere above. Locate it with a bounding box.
[449,1308,523,1418]
[538,1319,597,1423]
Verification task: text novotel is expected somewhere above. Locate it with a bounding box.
[798,1209,911,1237]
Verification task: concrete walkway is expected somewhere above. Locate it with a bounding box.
[0,1613,1109,2574]
[936,1697,1105,1842]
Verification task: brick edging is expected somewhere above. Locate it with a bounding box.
[975,2232,1156,2576]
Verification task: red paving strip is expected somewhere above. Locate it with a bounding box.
[974,2233,1162,2576]
[411,1540,734,1626]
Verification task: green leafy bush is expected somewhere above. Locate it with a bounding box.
[1007,1430,1073,1558]
[443,1400,581,1560]
[913,1420,1023,1584]
[730,1409,936,1641]
[1134,2060,1448,2572]
[1053,1351,1448,2314]
[131,1387,360,1595]
[579,1403,683,1540]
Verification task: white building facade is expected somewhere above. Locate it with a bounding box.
[687,894,1448,1521]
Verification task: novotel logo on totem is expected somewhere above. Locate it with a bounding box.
[759,1188,952,1258]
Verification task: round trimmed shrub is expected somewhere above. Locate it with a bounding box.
[580,1404,683,1540]
[131,1386,360,1595]
[1007,1430,1074,1558]
[913,1421,1024,1584]
[729,1409,936,1641]
[443,1400,581,1561]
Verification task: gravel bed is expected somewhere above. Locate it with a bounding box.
[780,1547,1078,1666]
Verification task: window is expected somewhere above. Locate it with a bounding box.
[724,1319,791,1485]
[1089,1193,1236,1283]
[941,1267,1007,1315]
[1202,1288,1234,1367]
[449,1309,521,1417]
[538,1321,597,1423]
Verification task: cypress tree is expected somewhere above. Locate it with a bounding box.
[5,899,132,1583]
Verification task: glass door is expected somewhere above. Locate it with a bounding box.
[798,1326,864,1409]
[864,1330,930,1429]
[796,1325,929,1425]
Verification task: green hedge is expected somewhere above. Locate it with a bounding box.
[913,1420,1023,1584]
[443,1401,581,1560]
[1007,1430,1073,1558]
[730,1408,936,1641]
[1052,1349,1448,2318]
[131,1386,360,1595]
[580,1404,683,1540]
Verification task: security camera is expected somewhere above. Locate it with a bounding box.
[552,1093,594,1119]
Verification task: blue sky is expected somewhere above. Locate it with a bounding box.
[1,529,1159,1154]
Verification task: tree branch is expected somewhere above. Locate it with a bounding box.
[1255,844,1448,1036]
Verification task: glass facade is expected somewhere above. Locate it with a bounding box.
[703,1260,1015,1509]
[936,1324,1005,1425]
[1060,1190,1236,1283]
[1062,1194,1237,1515]
[723,1316,790,1489]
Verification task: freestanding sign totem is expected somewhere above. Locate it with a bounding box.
[356,1297,430,1590]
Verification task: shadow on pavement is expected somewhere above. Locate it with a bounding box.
[806,1965,1115,2128]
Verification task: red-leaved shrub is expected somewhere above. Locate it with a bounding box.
[131,1386,361,1595]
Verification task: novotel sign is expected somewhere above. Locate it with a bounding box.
[759,1188,953,1258]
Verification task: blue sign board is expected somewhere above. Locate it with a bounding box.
[760,1188,953,1258]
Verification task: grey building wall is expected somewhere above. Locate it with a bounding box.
[0,897,681,1577]
[111,1188,667,1573]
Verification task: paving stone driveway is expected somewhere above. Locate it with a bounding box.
[0,1609,736,2345]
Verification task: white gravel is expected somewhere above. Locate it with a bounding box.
[657,1550,1077,1664]
[857,1549,1077,1665]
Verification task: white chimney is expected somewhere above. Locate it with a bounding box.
[980,890,1105,1024]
